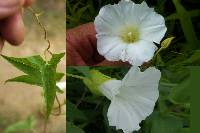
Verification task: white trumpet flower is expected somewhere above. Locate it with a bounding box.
[99,67,161,133]
[94,0,167,66]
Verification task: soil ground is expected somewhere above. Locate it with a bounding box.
[0,1,66,133]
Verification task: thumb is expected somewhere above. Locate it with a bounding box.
[0,11,25,45]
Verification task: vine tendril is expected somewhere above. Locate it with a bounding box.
[28,7,53,60]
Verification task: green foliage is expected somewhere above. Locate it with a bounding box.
[171,0,199,49]
[67,101,88,122]
[151,113,183,133]
[1,53,65,120]
[169,76,190,104]
[3,116,36,133]
[67,122,85,133]
[41,63,57,119]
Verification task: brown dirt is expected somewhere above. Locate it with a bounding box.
[0,5,66,133]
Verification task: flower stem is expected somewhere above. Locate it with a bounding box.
[66,73,85,80]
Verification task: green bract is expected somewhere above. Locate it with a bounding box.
[83,70,113,96]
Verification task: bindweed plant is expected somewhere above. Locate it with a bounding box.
[66,0,200,132]
[0,7,65,133]
[67,65,191,133]
[3,116,36,133]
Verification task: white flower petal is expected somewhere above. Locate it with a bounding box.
[94,4,125,35]
[121,40,157,66]
[104,42,126,61]
[99,80,122,100]
[100,66,161,133]
[97,34,127,61]
[122,66,161,88]
[97,35,125,55]
[56,81,66,91]
[107,98,141,133]
[140,11,167,44]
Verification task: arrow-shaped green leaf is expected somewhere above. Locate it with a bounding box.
[48,53,65,67]
[1,53,65,120]
[1,55,40,77]
[41,63,57,120]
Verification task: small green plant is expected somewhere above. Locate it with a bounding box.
[3,116,36,133]
[1,52,65,119]
[0,7,65,133]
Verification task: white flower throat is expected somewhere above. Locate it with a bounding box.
[120,26,140,43]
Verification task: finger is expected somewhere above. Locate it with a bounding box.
[0,36,4,52]
[67,23,104,65]
[67,42,86,66]
[0,0,23,19]
[96,60,130,66]
[23,0,35,7]
[0,11,25,45]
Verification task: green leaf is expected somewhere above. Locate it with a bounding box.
[3,116,36,133]
[74,67,90,77]
[151,113,183,133]
[166,13,179,21]
[161,37,175,49]
[6,74,64,93]
[67,122,85,133]
[48,53,65,67]
[5,75,41,86]
[2,53,65,120]
[181,128,190,133]
[55,72,65,81]
[169,77,190,104]
[182,50,200,65]
[189,9,200,18]
[41,63,57,120]
[67,101,87,122]
[26,55,45,67]
[172,0,199,49]
[1,55,40,77]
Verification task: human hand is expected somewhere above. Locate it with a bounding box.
[0,0,35,51]
[66,23,129,66]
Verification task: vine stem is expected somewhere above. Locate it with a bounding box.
[28,7,55,133]
[51,95,62,116]
[75,88,87,107]
[66,73,85,80]
[28,7,53,60]
[43,120,47,133]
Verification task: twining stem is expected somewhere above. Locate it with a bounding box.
[43,121,47,133]
[75,88,87,107]
[28,7,53,59]
[28,7,56,133]
[66,73,85,80]
[51,95,62,116]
